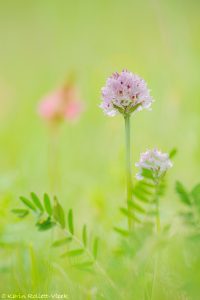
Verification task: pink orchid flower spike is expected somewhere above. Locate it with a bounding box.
[38,82,84,124]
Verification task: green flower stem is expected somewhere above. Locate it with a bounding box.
[124,114,134,230]
[48,122,60,193]
[155,184,160,232]
[156,202,160,232]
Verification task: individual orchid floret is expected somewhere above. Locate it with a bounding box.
[38,82,83,123]
[135,148,173,181]
[100,70,153,116]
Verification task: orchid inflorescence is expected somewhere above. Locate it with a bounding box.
[38,82,83,123]
[100,69,153,117]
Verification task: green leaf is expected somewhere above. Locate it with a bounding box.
[128,200,145,214]
[133,189,150,203]
[52,237,72,247]
[68,209,74,235]
[53,197,66,229]
[44,193,52,216]
[93,237,99,260]
[61,248,84,258]
[191,184,200,205]
[139,180,155,189]
[141,168,154,180]
[36,217,56,231]
[11,209,29,218]
[120,207,141,223]
[136,184,153,196]
[169,148,177,159]
[176,181,191,205]
[82,224,87,247]
[30,192,43,212]
[113,227,129,237]
[20,196,37,212]
[73,260,94,268]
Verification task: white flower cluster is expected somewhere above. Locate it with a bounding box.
[135,148,173,180]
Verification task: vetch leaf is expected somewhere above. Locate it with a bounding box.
[73,260,94,269]
[139,181,155,189]
[136,184,153,196]
[12,209,29,218]
[74,260,94,268]
[191,184,200,205]
[68,209,74,235]
[141,168,154,180]
[36,217,55,231]
[52,237,72,247]
[82,224,87,247]
[133,189,149,203]
[128,200,145,214]
[53,197,66,229]
[61,248,84,258]
[20,196,37,212]
[120,207,141,223]
[169,148,177,159]
[176,181,191,205]
[44,193,52,216]
[113,227,129,237]
[30,192,43,212]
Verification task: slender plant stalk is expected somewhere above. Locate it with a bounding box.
[55,225,121,296]
[150,184,161,299]
[48,122,60,194]
[156,200,160,232]
[155,184,160,233]
[124,114,134,230]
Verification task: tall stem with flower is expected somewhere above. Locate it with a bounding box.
[136,148,173,232]
[135,148,172,300]
[38,80,83,193]
[100,70,153,231]
[124,113,133,229]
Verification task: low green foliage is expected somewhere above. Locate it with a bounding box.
[12,193,99,271]
[176,181,200,233]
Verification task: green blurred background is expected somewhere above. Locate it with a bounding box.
[0,0,200,271]
[1,0,200,217]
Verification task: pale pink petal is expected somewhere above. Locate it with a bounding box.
[64,100,83,121]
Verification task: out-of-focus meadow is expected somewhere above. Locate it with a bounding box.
[1,0,200,299]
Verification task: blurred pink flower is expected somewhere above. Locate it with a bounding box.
[38,84,83,123]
